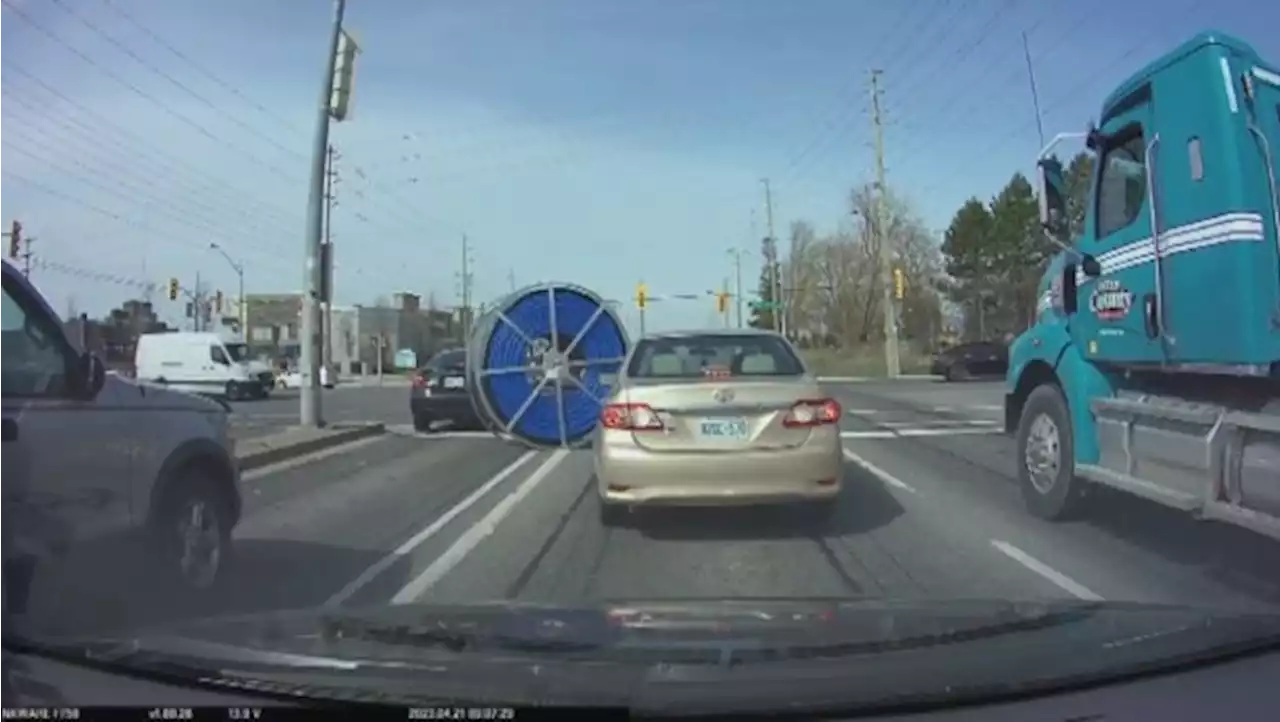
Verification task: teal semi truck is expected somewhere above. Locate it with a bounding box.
[1005,30,1280,541]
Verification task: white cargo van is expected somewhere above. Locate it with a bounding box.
[135,332,274,400]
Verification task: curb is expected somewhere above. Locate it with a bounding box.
[237,422,386,472]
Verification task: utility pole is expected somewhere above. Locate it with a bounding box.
[722,276,732,328]
[21,235,35,279]
[209,243,245,340]
[301,0,355,427]
[508,268,516,292]
[6,220,35,278]
[193,272,203,332]
[728,248,745,328]
[761,178,781,334]
[322,143,339,378]
[457,234,475,339]
[870,69,901,378]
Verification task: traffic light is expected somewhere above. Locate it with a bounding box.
[214,290,224,313]
[716,292,729,314]
[636,282,648,310]
[168,278,180,301]
[893,267,905,300]
[8,220,21,260]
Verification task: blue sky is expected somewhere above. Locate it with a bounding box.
[3,0,1277,334]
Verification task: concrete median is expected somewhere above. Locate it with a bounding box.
[235,422,386,472]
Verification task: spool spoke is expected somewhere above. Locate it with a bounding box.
[546,287,567,445]
[563,304,605,359]
[503,375,549,434]
[553,376,568,446]
[479,365,537,378]
[563,373,606,405]
[496,311,537,348]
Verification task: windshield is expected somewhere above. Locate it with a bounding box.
[430,349,466,370]
[223,342,251,363]
[3,4,1279,717]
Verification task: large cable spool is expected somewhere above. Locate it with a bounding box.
[466,283,629,449]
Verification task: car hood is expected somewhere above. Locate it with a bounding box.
[34,597,1279,714]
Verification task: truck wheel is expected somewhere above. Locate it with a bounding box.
[1017,384,1085,520]
[152,468,234,595]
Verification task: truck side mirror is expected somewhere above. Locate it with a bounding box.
[1036,158,1069,240]
[1080,255,1102,277]
[1062,264,1079,315]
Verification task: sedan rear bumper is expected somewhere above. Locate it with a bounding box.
[595,428,843,507]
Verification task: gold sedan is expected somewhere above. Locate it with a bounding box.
[593,329,844,525]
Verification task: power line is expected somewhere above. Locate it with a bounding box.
[46,0,306,161]
[95,0,305,134]
[1,63,298,228]
[915,0,1210,198]
[0,0,300,183]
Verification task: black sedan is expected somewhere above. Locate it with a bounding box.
[409,348,481,432]
[931,340,1008,381]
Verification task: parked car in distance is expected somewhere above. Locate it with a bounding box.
[409,348,480,432]
[594,329,844,526]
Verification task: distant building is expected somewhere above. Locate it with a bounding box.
[64,299,171,373]
[244,292,460,373]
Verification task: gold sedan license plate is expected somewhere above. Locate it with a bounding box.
[698,417,749,441]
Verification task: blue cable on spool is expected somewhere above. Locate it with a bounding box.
[471,283,628,448]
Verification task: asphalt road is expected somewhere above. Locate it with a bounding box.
[21,379,1280,640]
[228,381,410,439]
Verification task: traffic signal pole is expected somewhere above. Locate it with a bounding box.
[300,0,348,427]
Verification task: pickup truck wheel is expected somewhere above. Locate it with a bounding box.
[1017,384,1085,520]
[154,469,234,594]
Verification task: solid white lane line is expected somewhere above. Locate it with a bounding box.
[841,447,918,494]
[323,449,539,608]
[840,428,1003,439]
[391,449,572,604]
[990,540,1104,601]
[880,419,999,429]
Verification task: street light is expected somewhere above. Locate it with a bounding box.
[209,242,246,340]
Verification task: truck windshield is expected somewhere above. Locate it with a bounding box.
[224,342,251,362]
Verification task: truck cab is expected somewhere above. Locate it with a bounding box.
[1005,31,1280,540]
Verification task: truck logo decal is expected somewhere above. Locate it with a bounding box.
[1089,280,1133,321]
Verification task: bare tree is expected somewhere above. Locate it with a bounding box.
[779,182,944,350]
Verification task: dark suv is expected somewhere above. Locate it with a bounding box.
[409,348,479,432]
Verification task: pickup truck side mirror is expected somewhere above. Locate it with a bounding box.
[72,352,106,399]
